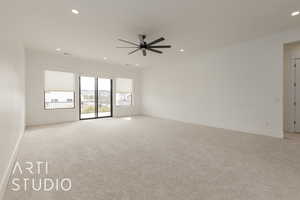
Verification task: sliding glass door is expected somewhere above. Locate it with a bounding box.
[79,76,112,120]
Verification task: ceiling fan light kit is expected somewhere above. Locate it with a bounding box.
[117,34,171,56]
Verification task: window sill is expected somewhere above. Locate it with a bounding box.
[44,107,75,110]
[116,105,133,107]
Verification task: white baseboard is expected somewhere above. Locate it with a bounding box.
[0,131,24,200]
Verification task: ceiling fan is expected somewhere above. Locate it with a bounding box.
[117,34,171,56]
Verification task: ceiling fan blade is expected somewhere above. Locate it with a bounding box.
[147,37,165,46]
[148,45,171,48]
[118,39,139,46]
[116,47,139,48]
[147,48,163,54]
[142,49,147,56]
[138,34,146,43]
[128,48,140,55]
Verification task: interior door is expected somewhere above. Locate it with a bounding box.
[295,59,300,132]
[80,76,96,119]
[98,78,112,118]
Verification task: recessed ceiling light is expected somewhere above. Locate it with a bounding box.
[103,57,107,60]
[72,9,79,15]
[291,10,300,16]
[179,49,184,52]
[135,64,139,66]
[56,48,61,52]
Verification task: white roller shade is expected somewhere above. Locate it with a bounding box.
[116,78,133,93]
[45,70,75,91]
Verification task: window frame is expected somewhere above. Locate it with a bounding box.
[79,76,113,120]
[44,90,76,110]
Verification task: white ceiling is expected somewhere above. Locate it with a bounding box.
[2,0,300,68]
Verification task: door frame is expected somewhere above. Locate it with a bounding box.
[288,58,300,132]
[79,76,113,120]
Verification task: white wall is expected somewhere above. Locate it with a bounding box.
[141,28,300,138]
[284,41,300,132]
[26,49,141,126]
[0,37,25,198]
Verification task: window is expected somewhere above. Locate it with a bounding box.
[44,70,75,109]
[116,78,133,106]
[45,91,74,109]
[79,77,113,119]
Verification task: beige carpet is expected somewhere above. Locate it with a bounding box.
[4,116,300,200]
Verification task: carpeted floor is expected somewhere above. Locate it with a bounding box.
[4,116,300,200]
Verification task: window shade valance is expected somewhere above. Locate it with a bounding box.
[44,70,75,91]
[116,78,133,93]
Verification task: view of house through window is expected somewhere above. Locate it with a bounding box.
[116,78,133,106]
[45,91,74,109]
[44,70,75,109]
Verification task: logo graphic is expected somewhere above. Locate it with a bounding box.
[10,161,72,192]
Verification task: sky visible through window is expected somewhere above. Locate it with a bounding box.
[80,77,111,91]
[98,78,111,91]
